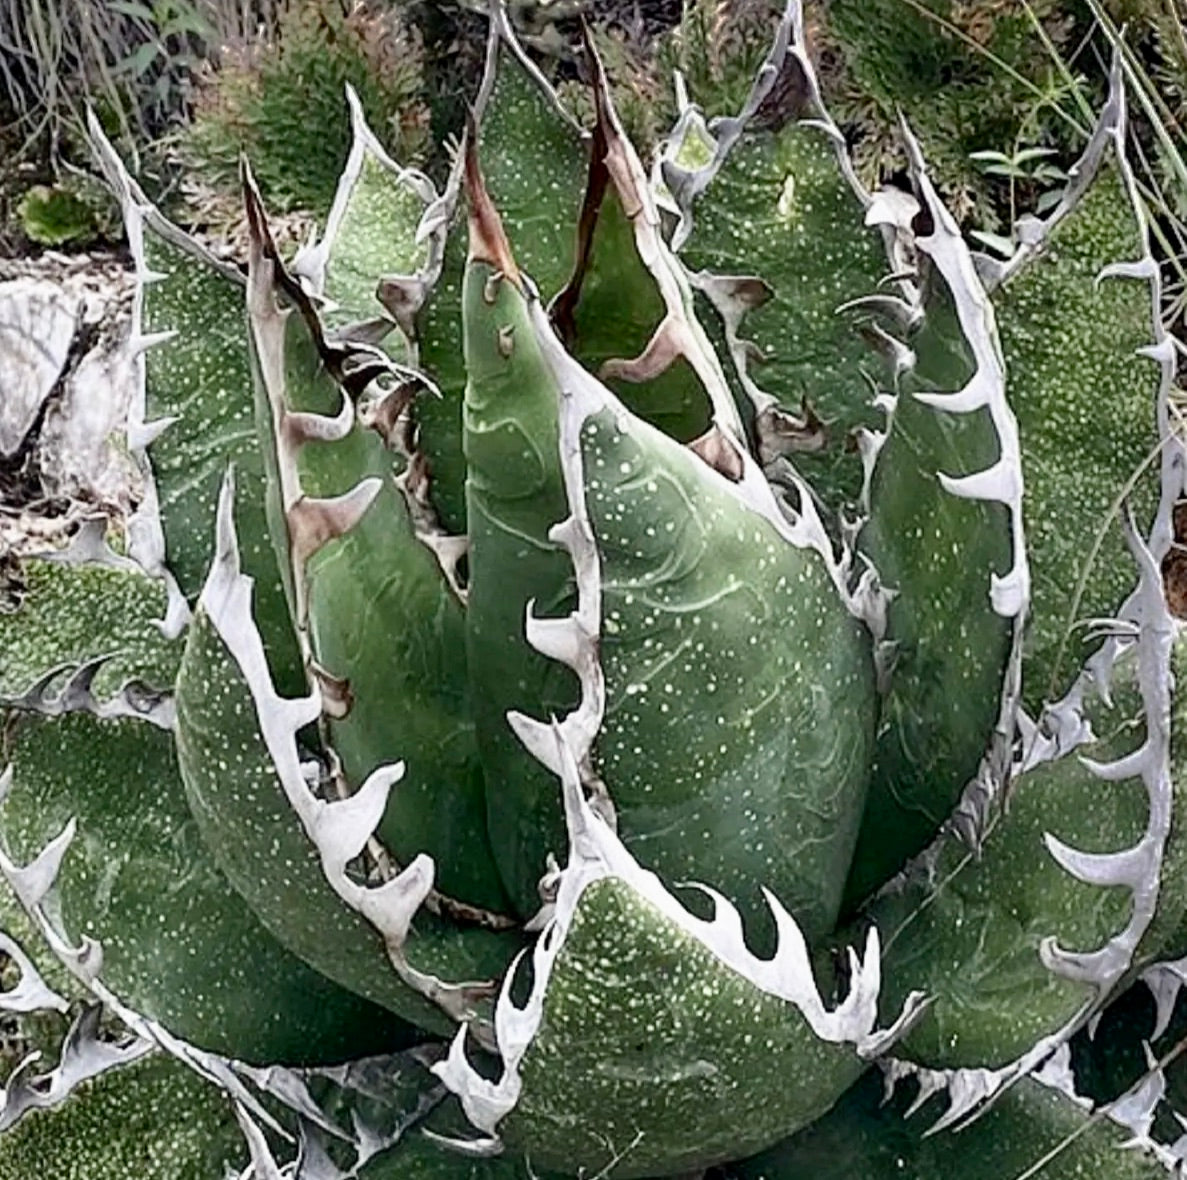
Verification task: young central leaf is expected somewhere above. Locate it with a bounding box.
[581,405,877,943]
[463,254,581,915]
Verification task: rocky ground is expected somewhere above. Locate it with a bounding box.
[0,247,140,559]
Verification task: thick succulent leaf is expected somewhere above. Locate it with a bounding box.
[462,253,579,917]
[0,533,177,698]
[416,17,590,536]
[294,84,438,345]
[247,180,509,915]
[555,169,711,447]
[869,548,1174,1080]
[467,135,878,938]
[986,69,1165,709]
[580,398,876,943]
[89,118,303,692]
[0,1052,246,1180]
[666,2,893,506]
[1,710,416,1064]
[727,1066,1168,1180]
[174,477,522,1035]
[359,1134,552,1179]
[436,735,925,1179]
[871,694,1138,1068]
[845,230,1014,907]
[550,44,738,450]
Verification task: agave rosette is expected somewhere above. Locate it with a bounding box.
[0,3,1185,1177]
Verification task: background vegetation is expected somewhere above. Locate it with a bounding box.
[2,1,1185,260]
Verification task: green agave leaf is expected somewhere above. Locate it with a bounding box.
[984,64,1165,710]
[245,172,509,916]
[416,13,590,536]
[88,115,303,695]
[359,1133,553,1179]
[0,532,177,699]
[0,1052,246,1180]
[553,145,712,448]
[465,101,877,934]
[844,167,1016,907]
[293,84,439,347]
[462,221,578,917]
[665,2,894,506]
[549,41,737,450]
[174,473,521,1035]
[0,710,415,1064]
[869,536,1175,1082]
[0,887,76,1018]
[577,396,875,943]
[727,1066,1168,1180]
[436,736,926,1179]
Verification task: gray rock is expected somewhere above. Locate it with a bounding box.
[0,279,81,458]
[0,256,140,527]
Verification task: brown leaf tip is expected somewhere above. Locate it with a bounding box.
[463,115,521,285]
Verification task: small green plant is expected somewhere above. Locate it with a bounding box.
[2,2,1187,1177]
[184,0,429,216]
[816,0,1094,226]
[16,183,97,246]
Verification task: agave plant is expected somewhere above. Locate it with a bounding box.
[2,2,1187,1176]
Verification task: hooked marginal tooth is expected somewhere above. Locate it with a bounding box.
[356,854,434,945]
[838,293,919,330]
[6,820,77,909]
[1043,832,1145,887]
[1138,337,1176,365]
[128,329,177,357]
[864,187,921,230]
[506,712,563,777]
[287,478,383,565]
[1079,743,1151,782]
[1038,936,1117,983]
[914,370,997,415]
[524,610,587,669]
[1096,257,1158,285]
[314,765,403,868]
[126,415,177,451]
[285,396,354,445]
[937,457,1022,506]
[905,1072,946,1119]
[279,694,322,736]
[925,1072,998,1136]
[989,566,1028,618]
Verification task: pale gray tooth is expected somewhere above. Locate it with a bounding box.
[352,855,434,945]
[312,766,403,868]
[419,1129,505,1158]
[4,820,77,910]
[936,457,1023,506]
[1043,835,1147,888]
[0,931,70,1014]
[523,613,587,669]
[1097,257,1159,283]
[1078,744,1153,781]
[126,415,176,450]
[1142,961,1187,1039]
